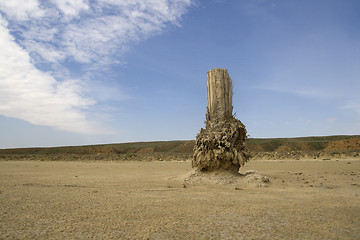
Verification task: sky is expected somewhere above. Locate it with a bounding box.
[0,0,359,148]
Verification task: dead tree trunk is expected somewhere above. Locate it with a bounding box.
[206,68,233,126]
[193,68,250,173]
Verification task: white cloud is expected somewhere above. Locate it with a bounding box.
[0,17,105,134]
[50,0,89,18]
[24,40,66,63]
[0,0,193,134]
[343,101,360,114]
[1,0,193,65]
[0,0,44,20]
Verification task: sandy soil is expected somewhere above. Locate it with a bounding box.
[0,159,359,239]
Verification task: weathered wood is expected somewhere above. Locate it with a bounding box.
[206,68,233,126]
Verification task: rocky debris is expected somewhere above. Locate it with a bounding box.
[251,150,360,160]
[243,170,270,188]
[0,152,192,162]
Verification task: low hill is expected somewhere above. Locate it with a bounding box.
[1,135,359,161]
[247,135,360,160]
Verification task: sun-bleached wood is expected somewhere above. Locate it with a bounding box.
[206,68,233,126]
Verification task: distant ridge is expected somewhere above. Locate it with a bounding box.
[1,135,359,161]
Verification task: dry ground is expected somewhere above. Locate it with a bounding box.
[0,159,359,239]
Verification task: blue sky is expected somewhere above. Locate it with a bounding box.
[0,0,359,148]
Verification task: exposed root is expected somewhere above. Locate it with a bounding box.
[192,118,251,172]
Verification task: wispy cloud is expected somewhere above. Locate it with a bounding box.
[253,28,360,117]
[0,0,45,21]
[51,0,89,19]
[0,0,193,134]
[0,19,101,133]
[1,0,192,66]
[342,102,360,114]
[256,85,337,99]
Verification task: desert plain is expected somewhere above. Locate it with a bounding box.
[0,157,359,239]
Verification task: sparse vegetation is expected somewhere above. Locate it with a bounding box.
[0,135,359,161]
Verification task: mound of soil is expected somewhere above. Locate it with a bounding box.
[183,169,270,188]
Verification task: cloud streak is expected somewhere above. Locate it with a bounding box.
[0,0,193,134]
[253,29,360,115]
[1,0,192,65]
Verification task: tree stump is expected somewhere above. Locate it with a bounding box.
[193,68,250,173]
[206,68,233,125]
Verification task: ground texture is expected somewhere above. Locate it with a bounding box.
[0,159,359,239]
